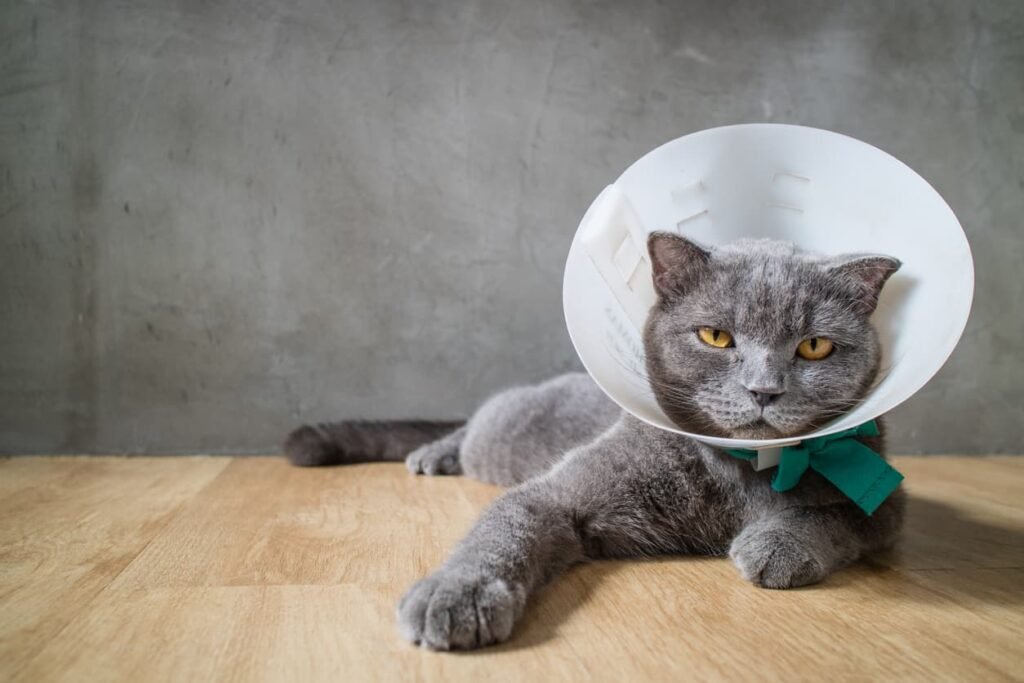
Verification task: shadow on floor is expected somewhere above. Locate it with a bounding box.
[466,561,629,654]
[836,495,1024,605]
[469,556,725,653]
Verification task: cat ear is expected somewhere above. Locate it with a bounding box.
[647,232,711,299]
[828,254,901,315]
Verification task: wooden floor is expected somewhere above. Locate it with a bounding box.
[1,456,1022,682]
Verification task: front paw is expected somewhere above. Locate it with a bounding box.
[397,568,526,650]
[729,527,827,589]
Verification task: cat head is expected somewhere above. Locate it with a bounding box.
[643,232,900,439]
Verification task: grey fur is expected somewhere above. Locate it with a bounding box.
[285,234,905,651]
[407,373,621,486]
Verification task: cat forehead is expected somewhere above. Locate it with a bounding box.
[712,238,828,268]
[681,247,846,337]
[708,246,828,294]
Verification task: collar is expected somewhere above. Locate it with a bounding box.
[726,421,903,515]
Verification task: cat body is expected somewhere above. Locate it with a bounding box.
[284,234,905,650]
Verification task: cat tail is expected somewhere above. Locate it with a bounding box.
[283,420,465,467]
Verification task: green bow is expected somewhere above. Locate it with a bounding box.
[726,421,903,516]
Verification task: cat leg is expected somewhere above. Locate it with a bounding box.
[406,426,466,476]
[396,479,577,649]
[397,417,720,650]
[729,494,905,589]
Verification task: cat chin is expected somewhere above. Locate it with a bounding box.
[662,408,812,440]
[725,417,833,440]
[725,421,788,440]
[666,414,793,440]
[683,417,812,441]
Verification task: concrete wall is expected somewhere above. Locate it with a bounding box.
[1,0,1022,454]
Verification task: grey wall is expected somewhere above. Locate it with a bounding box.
[1,0,1022,454]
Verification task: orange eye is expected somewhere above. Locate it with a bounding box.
[797,337,834,360]
[698,328,734,348]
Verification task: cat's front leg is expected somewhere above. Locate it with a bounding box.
[397,481,585,650]
[729,496,904,589]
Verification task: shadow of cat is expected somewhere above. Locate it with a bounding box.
[475,561,630,654]
[824,495,1024,606]
[466,556,723,654]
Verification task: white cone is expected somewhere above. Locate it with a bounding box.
[563,124,974,453]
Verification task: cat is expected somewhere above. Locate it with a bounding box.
[283,232,905,651]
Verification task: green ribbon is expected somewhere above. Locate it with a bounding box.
[726,421,903,516]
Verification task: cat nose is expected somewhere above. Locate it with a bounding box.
[748,389,784,407]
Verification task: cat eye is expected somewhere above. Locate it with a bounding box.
[797,337,834,360]
[697,327,734,349]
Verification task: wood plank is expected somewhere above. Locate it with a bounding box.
[0,456,230,680]
[3,456,1023,682]
[884,456,1024,571]
[105,458,500,590]
[16,566,1023,682]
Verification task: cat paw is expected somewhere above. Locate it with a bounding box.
[406,443,462,476]
[729,527,827,589]
[397,569,525,650]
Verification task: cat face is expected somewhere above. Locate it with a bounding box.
[643,233,900,439]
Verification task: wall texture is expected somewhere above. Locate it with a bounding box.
[1,0,1022,454]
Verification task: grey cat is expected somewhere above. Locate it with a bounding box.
[284,232,905,651]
